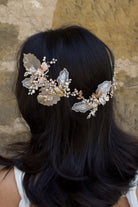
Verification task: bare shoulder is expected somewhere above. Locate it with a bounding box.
[0,167,21,207]
[0,168,137,207]
[113,180,138,207]
[113,197,130,207]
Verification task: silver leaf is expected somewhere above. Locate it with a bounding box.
[22,78,31,89]
[57,68,69,86]
[72,102,90,113]
[96,81,111,94]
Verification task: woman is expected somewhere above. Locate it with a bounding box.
[0,26,138,207]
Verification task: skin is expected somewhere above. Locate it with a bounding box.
[0,168,137,207]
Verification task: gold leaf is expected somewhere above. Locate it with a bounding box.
[23,53,41,71]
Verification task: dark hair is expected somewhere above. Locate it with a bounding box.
[0,26,138,207]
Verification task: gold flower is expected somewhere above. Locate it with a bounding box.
[37,93,60,106]
[54,87,65,97]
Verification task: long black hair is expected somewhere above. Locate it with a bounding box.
[0,26,138,207]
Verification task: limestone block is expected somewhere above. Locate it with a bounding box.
[0,131,30,157]
[53,0,138,59]
[0,0,8,5]
[0,0,57,40]
[0,23,19,61]
[0,70,18,125]
[0,117,29,136]
[114,58,138,135]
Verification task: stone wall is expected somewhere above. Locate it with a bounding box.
[0,0,137,155]
[0,0,57,155]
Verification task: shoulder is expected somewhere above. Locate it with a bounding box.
[113,197,130,207]
[0,167,21,207]
[113,174,138,207]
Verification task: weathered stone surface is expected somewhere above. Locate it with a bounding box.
[0,117,29,135]
[0,131,30,157]
[113,58,138,136]
[0,116,30,157]
[0,0,57,40]
[0,0,8,5]
[114,86,138,136]
[53,0,138,59]
[0,23,19,61]
[0,70,19,125]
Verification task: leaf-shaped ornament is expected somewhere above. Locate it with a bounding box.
[23,53,41,74]
[72,102,90,113]
[57,68,69,86]
[22,78,32,89]
[96,81,111,94]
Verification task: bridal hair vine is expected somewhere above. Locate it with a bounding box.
[22,53,117,119]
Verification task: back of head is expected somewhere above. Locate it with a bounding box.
[4,26,138,207]
[16,25,114,138]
